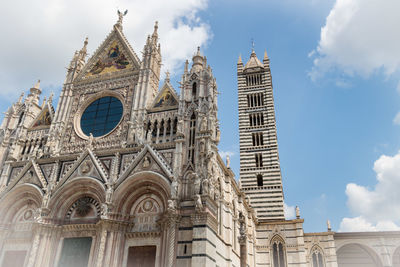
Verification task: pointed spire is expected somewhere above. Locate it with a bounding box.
[29,79,42,105]
[33,79,40,89]
[18,92,24,104]
[49,92,54,104]
[78,37,88,60]
[152,21,159,42]
[264,49,268,60]
[238,54,242,64]
[184,60,189,74]
[165,70,170,83]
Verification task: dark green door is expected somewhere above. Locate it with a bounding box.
[57,237,92,267]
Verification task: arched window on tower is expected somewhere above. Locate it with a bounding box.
[311,247,325,267]
[271,236,286,267]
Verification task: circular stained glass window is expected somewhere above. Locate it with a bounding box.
[80,96,123,137]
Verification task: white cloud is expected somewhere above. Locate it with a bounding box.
[284,203,296,220]
[340,151,400,232]
[340,216,400,232]
[219,150,235,160]
[309,0,400,81]
[0,0,211,100]
[393,112,400,125]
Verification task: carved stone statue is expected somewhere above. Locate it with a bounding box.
[226,155,230,168]
[171,179,178,198]
[193,174,201,195]
[209,184,215,199]
[200,117,207,131]
[199,140,205,154]
[117,10,128,25]
[106,184,114,204]
[168,199,176,212]
[296,206,300,219]
[177,118,183,133]
[146,127,153,143]
[142,156,151,168]
[42,192,50,208]
[239,211,246,236]
[195,194,203,211]
[202,178,209,195]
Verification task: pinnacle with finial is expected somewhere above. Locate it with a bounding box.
[264,50,268,60]
[152,21,159,42]
[33,80,40,89]
[165,70,170,83]
[79,37,88,57]
[18,92,24,104]
[238,54,242,64]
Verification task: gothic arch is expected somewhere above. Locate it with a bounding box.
[336,243,383,267]
[393,246,400,267]
[309,244,325,267]
[0,184,42,224]
[48,177,106,220]
[113,171,170,215]
[270,234,287,267]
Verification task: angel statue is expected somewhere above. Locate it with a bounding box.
[117,10,128,25]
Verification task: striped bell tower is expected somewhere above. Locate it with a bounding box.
[237,49,285,221]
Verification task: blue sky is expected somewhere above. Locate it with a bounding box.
[1,0,400,232]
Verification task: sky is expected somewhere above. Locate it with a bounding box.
[1,0,400,233]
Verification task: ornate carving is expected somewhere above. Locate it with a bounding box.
[75,197,92,216]
[80,160,92,174]
[195,194,203,212]
[142,156,151,168]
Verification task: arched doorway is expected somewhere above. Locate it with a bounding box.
[337,243,382,267]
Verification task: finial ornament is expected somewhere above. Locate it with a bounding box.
[34,79,41,89]
[18,92,24,104]
[238,54,242,64]
[165,71,170,83]
[117,9,128,25]
[295,206,300,219]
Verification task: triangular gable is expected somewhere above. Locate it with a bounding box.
[3,160,47,195]
[116,144,173,187]
[39,163,56,182]
[54,148,109,190]
[150,81,179,111]
[29,105,52,129]
[75,26,141,82]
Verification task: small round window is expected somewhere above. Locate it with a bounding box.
[80,96,123,137]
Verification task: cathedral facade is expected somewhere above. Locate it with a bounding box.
[0,15,399,267]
